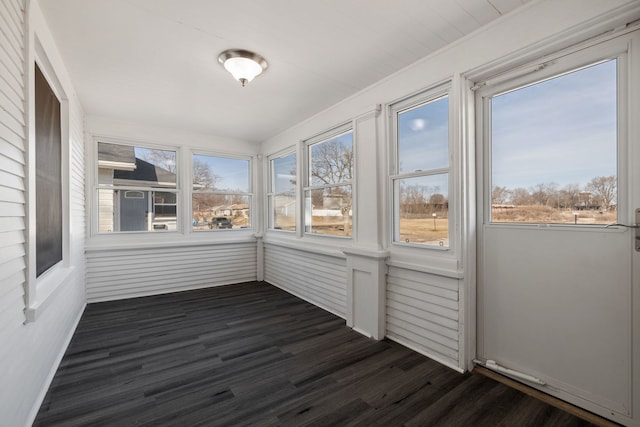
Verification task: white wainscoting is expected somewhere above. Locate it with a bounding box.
[386,266,461,371]
[264,242,347,318]
[86,241,258,302]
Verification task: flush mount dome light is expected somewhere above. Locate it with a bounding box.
[218,49,268,87]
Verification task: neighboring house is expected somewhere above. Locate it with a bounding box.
[97,143,177,232]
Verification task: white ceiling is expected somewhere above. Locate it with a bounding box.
[38,0,529,143]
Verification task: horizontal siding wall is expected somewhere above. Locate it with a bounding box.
[86,242,257,302]
[264,243,347,318]
[386,266,460,369]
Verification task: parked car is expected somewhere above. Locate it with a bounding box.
[209,217,232,229]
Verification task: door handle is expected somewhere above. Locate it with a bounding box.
[604,208,640,252]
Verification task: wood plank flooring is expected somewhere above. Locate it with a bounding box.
[34,281,601,427]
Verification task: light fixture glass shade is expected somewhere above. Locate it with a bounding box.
[218,49,268,87]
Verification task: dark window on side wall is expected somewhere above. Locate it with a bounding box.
[35,64,62,276]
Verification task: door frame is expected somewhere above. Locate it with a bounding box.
[462,12,640,426]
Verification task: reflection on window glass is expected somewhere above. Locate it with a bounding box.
[398,96,448,173]
[305,185,352,236]
[271,193,296,231]
[273,153,296,193]
[96,142,178,232]
[491,60,617,224]
[191,154,251,231]
[397,174,448,246]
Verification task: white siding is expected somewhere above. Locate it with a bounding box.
[0,1,87,426]
[86,242,257,302]
[264,242,347,318]
[386,266,460,370]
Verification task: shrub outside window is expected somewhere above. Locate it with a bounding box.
[97,142,178,232]
[391,88,450,247]
[268,151,296,231]
[304,127,353,236]
[192,154,251,231]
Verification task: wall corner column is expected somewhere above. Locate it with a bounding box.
[343,247,389,340]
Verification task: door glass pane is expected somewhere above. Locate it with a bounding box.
[491,60,617,224]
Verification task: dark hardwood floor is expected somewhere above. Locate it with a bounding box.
[34,281,599,427]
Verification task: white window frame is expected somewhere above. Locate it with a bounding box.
[389,83,453,250]
[266,147,297,233]
[475,37,630,231]
[303,123,354,238]
[93,138,181,235]
[25,39,72,322]
[190,151,253,232]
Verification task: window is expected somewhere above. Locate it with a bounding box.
[390,87,450,247]
[97,142,178,232]
[267,151,297,231]
[192,154,251,231]
[35,64,62,275]
[304,126,353,236]
[487,60,617,225]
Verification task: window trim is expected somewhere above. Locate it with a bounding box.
[303,123,354,238]
[25,40,73,322]
[266,147,297,233]
[93,137,181,235]
[389,83,453,250]
[190,150,253,233]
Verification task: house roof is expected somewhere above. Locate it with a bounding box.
[114,158,176,188]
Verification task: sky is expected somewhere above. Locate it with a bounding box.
[491,59,617,190]
[193,154,249,192]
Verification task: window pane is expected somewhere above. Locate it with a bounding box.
[305,185,352,236]
[98,189,178,232]
[309,131,353,187]
[98,142,177,188]
[491,60,617,224]
[398,96,448,173]
[397,174,448,247]
[272,153,297,193]
[270,192,296,231]
[193,154,249,192]
[192,194,250,230]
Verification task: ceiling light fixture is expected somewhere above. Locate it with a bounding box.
[218,49,268,87]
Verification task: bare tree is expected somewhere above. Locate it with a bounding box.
[511,187,532,206]
[491,186,511,205]
[192,158,218,190]
[310,140,353,185]
[530,182,558,206]
[586,175,616,210]
[139,149,176,173]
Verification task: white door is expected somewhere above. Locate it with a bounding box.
[476,30,639,424]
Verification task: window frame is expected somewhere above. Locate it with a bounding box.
[303,123,354,238]
[266,147,297,233]
[190,151,253,232]
[25,44,73,322]
[94,138,181,235]
[389,83,453,250]
[474,37,629,230]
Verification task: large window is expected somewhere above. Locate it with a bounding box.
[192,154,251,231]
[391,87,450,247]
[35,64,62,275]
[267,151,296,231]
[97,142,178,232]
[488,60,617,225]
[304,127,353,236]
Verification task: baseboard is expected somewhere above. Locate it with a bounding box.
[24,302,87,427]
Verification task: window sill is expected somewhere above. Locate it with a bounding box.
[24,265,76,324]
[85,233,258,253]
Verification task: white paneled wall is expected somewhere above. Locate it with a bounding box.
[386,267,460,370]
[86,242,257,302]
[0,1,87,426]
[264,242,347,318]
